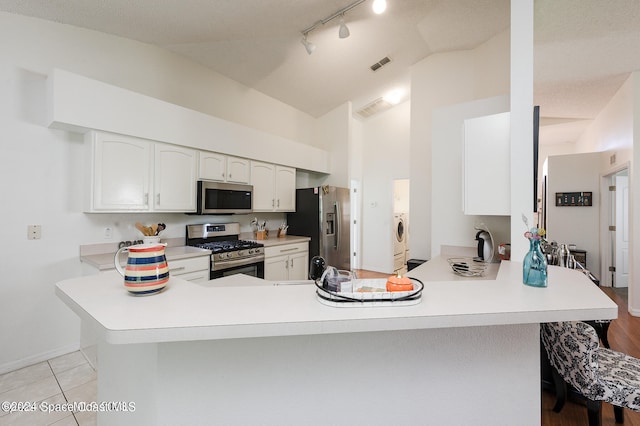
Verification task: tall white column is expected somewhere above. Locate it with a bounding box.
[510,0,535,260]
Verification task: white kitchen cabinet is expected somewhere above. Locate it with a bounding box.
[198,152,226,182]
[154,143,197,212]
[85,131,196,213]
[86,131,151,211]
[168,256,209,283]
[462,112,511,216]
[226,156,251,183]
[251,161,296,212]
[198,152,250,184]
[274,166,296,211]
[264,242,309,281]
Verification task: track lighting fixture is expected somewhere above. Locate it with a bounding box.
[338,17,350,39]
[372,0,387,14]
[300,34,316,55]
[300,0,386,54]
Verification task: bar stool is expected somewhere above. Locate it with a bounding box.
[541,321,640,425]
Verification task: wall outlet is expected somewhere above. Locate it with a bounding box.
[104,227,113,239]
[27,225,42,240]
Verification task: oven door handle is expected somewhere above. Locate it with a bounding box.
[212,255,265,271]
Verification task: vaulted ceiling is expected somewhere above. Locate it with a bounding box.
[2,0,639,145]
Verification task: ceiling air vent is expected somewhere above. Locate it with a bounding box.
[355,97,393,119]
[370,56,391,72]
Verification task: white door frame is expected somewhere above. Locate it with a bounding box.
[600,163,630,287]
[350,179,361,270]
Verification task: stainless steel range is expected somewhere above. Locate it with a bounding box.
[186,223,265,279]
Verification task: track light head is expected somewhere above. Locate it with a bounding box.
[301,35,316,55]
[338,17,350,39]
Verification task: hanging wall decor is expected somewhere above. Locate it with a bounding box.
[555,192,592,207]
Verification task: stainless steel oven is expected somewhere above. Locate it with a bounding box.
[210,261,264,279]
[186,223,264,280]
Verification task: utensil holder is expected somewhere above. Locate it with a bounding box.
[256,230,267,240]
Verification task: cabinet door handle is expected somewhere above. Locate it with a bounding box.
[157,193,160,205]
[277,199,280,208]
[272,199,275,207]
[144,193,149,205]
[169,266,186,272]
[228,173,232,179]
[290,259,294,268]
[280,247,299,253]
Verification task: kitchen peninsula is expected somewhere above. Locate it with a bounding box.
[55,258,617,426]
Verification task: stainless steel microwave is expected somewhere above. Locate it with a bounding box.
[195,181,253,215]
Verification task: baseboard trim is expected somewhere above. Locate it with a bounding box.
[0,343,80,375]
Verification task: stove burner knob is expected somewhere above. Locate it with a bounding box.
[248,249,254,254]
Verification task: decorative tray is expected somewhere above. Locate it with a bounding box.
[315,278,423,308]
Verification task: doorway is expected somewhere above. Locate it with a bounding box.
[603,167,630,288]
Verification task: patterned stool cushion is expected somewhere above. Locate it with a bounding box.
[596,348,640,411]
[541,321,640,412]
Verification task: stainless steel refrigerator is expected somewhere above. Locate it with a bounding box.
[287,186,351,271]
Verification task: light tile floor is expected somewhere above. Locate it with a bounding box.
[0,351,97,426]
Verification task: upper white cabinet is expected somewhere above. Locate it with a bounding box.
[87,132,151,211]
[251,161,296,212]
[462,112,510,216]
[198,152,226,182]
[226,156,251,184]
[85,131,196,212]
[154,143,197,211]
[198,152,250,184]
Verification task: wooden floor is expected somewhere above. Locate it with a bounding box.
[355,270,640,425]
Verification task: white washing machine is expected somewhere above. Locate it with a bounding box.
[393,213,407,274]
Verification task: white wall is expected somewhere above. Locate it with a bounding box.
[410,30,511,261]
[0,12,317,148]
[546,153,603,274]
[360,101,411,273]
[575,75,634,153]
[431,96,511,257]
[314,102,351,188]
[570,72,639,315]
[0,12,320,372]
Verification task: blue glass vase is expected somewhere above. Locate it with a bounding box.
[523,239,548,287]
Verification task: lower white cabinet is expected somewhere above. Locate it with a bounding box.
[168,256,210,283]
[264,242,309,281]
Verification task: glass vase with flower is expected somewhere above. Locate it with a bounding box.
[523,227,548,287]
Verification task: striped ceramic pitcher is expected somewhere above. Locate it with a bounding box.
[115,243,169,295]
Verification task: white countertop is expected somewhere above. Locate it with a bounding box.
[80,237,309,271]
[80,245,211,271]
[239,234,310,247]
[56,258,617,345]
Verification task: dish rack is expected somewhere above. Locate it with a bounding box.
[315,277,424,308]
[447,257,488,277]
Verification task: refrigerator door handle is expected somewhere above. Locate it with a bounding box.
[334,201,340,250]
